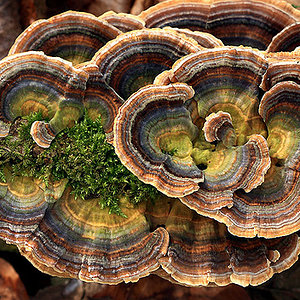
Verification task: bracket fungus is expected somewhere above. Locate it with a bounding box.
[114,83,204,197]
[0,51,88,147]
[261,57,300,91]
[0,0,299,289]
[91,28,201,101]
[150,45,300,238]
[146,198,300,287]
[139,0,300,50]
[0,169,169,284]
[8,11,122,65]
[202,111,236,147]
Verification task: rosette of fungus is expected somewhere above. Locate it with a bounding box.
[146,198,300,287]
[0,168,169,284]
[91,28,201,101]
[0,164,298,287]
[139,0,300,50]
[153,46,300,238]
[0,3,299,288]
[114,60,271,202]
[0,52,88,147]
[8,11,122,65]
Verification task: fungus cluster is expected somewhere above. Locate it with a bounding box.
[0,0,299,288]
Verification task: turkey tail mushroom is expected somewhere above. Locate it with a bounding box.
[8,11,122,65]
[139,0,300,50]
[0,51,88,147]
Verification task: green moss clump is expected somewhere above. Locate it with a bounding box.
[0,113,159,216]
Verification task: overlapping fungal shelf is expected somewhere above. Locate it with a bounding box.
[0,171,169,284]
[0,51,88,147]
[147,198,300,287]
[91,28,201,100]
[139,0,300,49]
[9,11,122,65]
[0,0,299,288]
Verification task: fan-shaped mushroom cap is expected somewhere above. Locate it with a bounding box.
[99,11,145,32]
[139,0,300,50]
[267,22,300,53]
[9,11,122,65]
[114,83,205,198]
[0,168,66,245]
[0,52,88,146]
[168,47,268,144]
[78,64,124,143]
[148,199,300,286]
[20,191,168,284]
[222,160,300,238]
[91,28,201,101]
[163,27,224,48]
[0,169,169,283]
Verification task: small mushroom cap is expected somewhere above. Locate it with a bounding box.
[30,121,56,149]
[91,28,201,100]
[99,11,145,32]
[9,11,122,65]
[267,22,300,53]
[203,111,236,146]
[139,0,300,50]
[114,83,205,198]
[148,198,300,286]
[78,64,124,144]
[0,51,88,146]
